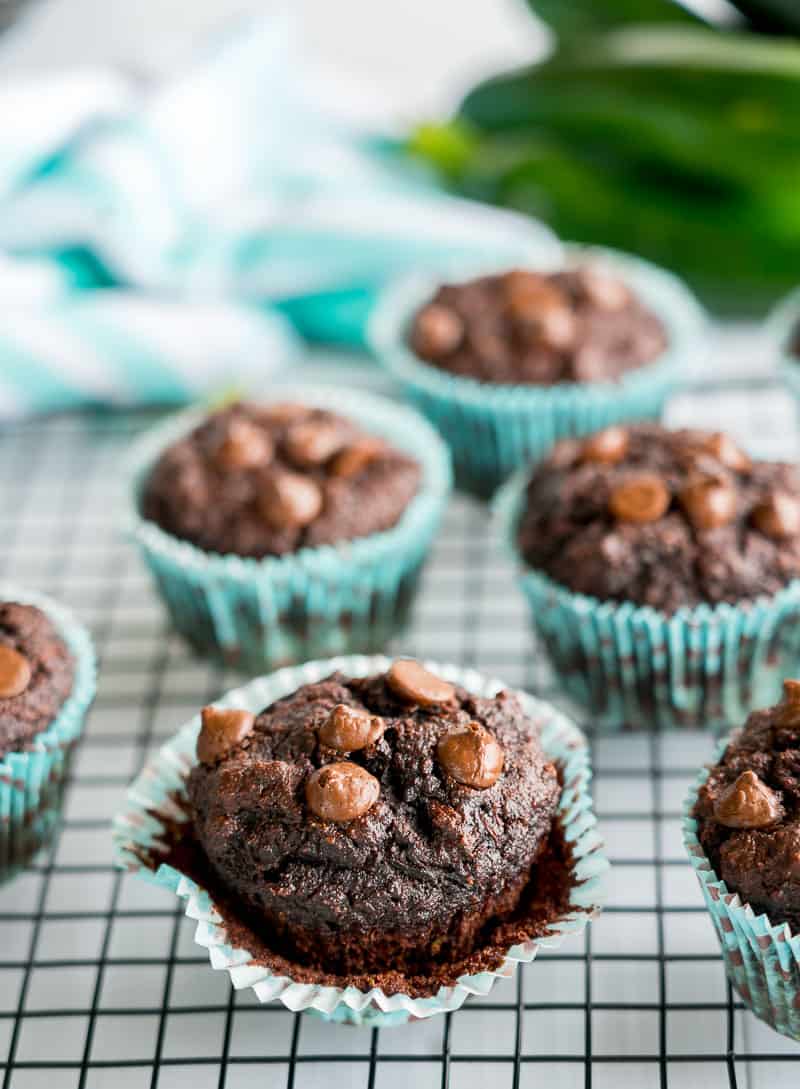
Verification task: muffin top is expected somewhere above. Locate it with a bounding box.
[408,265,667,386]
[142,402,421,558]
[516,423,800,612]
[695,680,800,931]
[0,602,74,760]
[187,661,560,943]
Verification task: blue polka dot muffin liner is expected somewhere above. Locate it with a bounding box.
[125,387,452,675]
[368,245,706,496]
[112,655,608,1026]
[494,470,800,732]
[0,583,96,872]
[685,749,800,1041]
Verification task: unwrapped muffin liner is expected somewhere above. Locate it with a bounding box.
[495,471,800,732]
[126,387,452,674]
[112,654,607,1026]
[0,583,96,872]
[368,245,706,496]
[684,749,800,1041]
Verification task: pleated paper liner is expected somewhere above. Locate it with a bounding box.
[369,244,706,497]
[112,655,608,1026]
[494,469,800,732]
[0,583,96,875]
[126,387,452,675]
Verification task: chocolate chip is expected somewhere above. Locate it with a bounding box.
[284,420,349,468]
[329,438,386,479]
[752,491,800,540]
[581,427,629,465]
[412,303,464,358]
[437,723,504,789]
[704,432,751,473]
[609,474,670,524]
[679,476,737,531]
[197,706,255,764]
[386,659,455,706]
[713,770,782,829]
[258,471,323,530]
[319,704,384,752]
[505,273,575,351]
[0,646,32,699]
[214,419,273,471]
[305,761,380,822]
[576,267,631,312]
[775,679,800,726]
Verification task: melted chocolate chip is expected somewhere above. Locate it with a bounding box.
[581,427,629,466]
[305,761,380,822]
[0,646,32,699]
[318,704,384,752]
[284,420,348,468]
[704,432,751,473]
[386,660,455,706]
[258,471,323,530]
[679,476,737,531]
[411,303,464,358]
[214,419,273,471]
[329,438,386,479]
[576,267,631,312]
[713,770,782,829]
[197,706,255,764]
[752,492,800,540]
[437,723,504,789]
[609,474,670,524]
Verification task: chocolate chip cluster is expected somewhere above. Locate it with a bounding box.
[517,423,800,613]
[196,660,506,825]
[409,265,667,386]
[142,402,421,559]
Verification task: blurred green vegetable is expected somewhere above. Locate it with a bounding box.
[411,5,800,311]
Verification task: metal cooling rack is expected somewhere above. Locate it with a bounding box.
[1,341,800,1089]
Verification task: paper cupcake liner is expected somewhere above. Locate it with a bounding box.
[684,750,800,1041]
[126,387,452,674]
[368,245,706,496]
[0,583,96,873]
[495,471,800,732]
[112,654,608,1026]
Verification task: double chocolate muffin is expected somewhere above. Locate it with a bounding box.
[409,265,667,386]
[142,402,421,559]
[694,680,800,930]
[517,423,800,613]
[0,602,74,760]
[187,660,561,976]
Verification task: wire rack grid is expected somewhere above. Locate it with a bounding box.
[1,354,799,1089]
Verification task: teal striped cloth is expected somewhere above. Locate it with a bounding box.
[0,15,558,417]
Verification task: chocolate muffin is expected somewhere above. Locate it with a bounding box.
[0,602,75,760]
[409,265,667,386]
[187,660,561,976]
[694,680,800,930]
[517,423,800,613]
[142,402,421,558]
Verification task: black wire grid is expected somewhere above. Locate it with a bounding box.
[1,387,799,1089]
